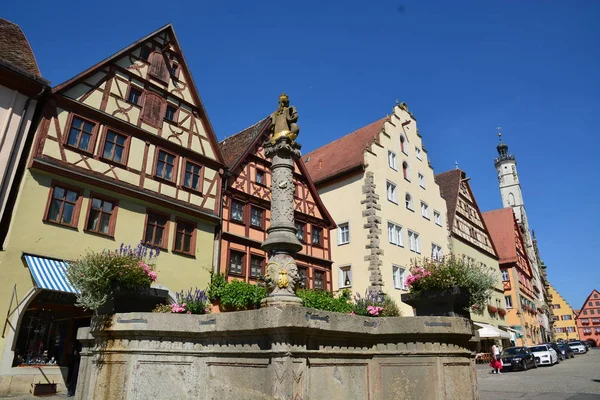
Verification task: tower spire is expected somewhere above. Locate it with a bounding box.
[494,127,513,164]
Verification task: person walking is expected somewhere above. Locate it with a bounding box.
[490,342,502,374]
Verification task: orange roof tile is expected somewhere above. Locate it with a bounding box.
[482,208,518,264]
[303,117,388,184]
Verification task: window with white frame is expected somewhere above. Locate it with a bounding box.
[501,270,509,281]
[408,230,420,253]
[505,295,513,309]
[386,181,398,203]
[387,151,397,170]
[339,266,352,288]
[415,147,422,160]
[338,223,350,245]
[392,265,406,290]
[405,193,413,210]
[434,211,442,226]
[418,173,425,188]
[387,222,403,246]
[421,201,429,219]
[431,243,443,260]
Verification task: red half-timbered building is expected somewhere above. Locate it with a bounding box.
[218,118,336,290]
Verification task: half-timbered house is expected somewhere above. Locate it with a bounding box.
[218,118,336,290]
[0,24,224,394]
[435,169,509,350]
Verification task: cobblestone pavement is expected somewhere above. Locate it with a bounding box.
[478,348,600,400]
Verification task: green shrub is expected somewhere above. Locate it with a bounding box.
[297,289,353,313]
[219,280,267,311]
[207,272,227,302]
[353,290,401,317]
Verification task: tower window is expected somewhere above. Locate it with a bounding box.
[508,193,515,206]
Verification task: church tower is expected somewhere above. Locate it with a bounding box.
[494,131,554,341]
[495,133,523,221]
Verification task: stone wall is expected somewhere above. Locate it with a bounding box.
[76,307,478,400]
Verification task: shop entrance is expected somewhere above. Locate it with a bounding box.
[11,290,91,368]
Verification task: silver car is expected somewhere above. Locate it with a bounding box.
[568,341,587,354]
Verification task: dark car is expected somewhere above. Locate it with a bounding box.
[544,342,565,361]
[500,346,538,371]
[583,340,597,348]
[557,343,575,359]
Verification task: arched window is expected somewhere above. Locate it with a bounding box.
[508,193,515,206]
[400,135,407,153]
[402,161,410,181]
[405,193,413,210]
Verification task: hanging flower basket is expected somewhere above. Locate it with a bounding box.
[498,308,507,317]
[488,305,498,314]
[402,286,471,318]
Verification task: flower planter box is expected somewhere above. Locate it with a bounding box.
[97,287,169,315]
[401,286,470,319]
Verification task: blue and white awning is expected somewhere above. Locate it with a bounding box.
[23,254,78,294]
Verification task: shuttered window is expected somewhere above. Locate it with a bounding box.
[148,51,170,82]
[141,91,165,128]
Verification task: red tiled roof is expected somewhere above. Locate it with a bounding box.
[434,169,462,229]
[482,208,517,264]
[219,117,270,169]
[303,116,388,184]
[0,18,41,77]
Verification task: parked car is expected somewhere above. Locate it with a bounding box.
[500,346,538,371]
[557,343,575,359]
[529,344,559,366]
[568,341,588,354]
[583,339,597,348]
[544,342,565,361]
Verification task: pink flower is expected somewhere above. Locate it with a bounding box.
[170,303,186,313]
[349,311,356,316]
[367,306,383,316]
[187,311,192,314]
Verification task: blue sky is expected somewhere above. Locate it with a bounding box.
[4,1,599,308]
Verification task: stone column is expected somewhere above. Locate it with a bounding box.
[260,93,303,307]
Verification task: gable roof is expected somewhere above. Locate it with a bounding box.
[51,23,224,165]
[549,284,577,312]
[576,289,600,317]
[303,116,388,185]
[435,169,498,258]
[482,208,525,266]
[435,169,462,229]
[219,118,336,228]
[0,18,41,78]
[220,117,271,170]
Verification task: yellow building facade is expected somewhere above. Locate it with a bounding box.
[549,285,580,342]
[305,104,449,315]
[0,25,223,396]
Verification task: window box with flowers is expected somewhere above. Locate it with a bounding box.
[66,242,168,314]
[400,256,496,318]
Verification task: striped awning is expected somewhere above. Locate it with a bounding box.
[23,254,78,294]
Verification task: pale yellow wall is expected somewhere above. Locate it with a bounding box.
[367,106,449,314]
[451,238,505,326]
[549,284,580,341]
[318,172,365,293]
[318,105,449,315]
[0,169,216,359]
